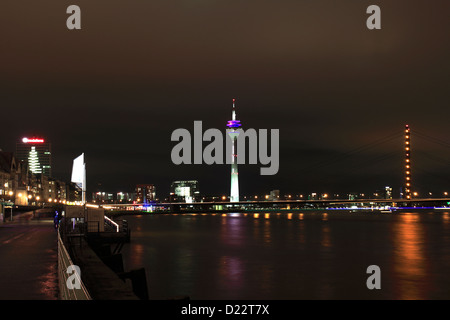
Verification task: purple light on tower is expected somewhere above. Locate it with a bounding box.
[227,99,241,128]
[227,120,241,128]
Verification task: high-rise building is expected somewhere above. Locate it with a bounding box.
[16,137,52,177]
[170,180,200,203]
[384,186,393,199]
[135,184,156,203]
[226,99,241,202]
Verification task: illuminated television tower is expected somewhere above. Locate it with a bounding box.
[405,125,412,199]
[226,99,242,202]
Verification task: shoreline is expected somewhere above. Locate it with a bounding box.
[105,207,450,218]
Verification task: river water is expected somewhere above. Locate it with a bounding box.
[119,211,450,300]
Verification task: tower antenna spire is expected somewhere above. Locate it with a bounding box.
[227,98,242,202]
[232,98,236,120]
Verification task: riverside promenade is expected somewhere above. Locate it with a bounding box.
[0,210,58,300]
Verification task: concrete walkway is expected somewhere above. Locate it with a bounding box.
[0,211,58,300]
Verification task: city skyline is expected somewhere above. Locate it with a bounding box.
[1,0,449,197]
[1,1,450,304]
[4,130,450,204]
[4,117,450,200]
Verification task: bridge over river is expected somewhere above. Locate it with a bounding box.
[101,198,450,215]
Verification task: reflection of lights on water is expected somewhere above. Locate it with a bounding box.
[322,213,328,221]
[220,213,242,218]
[264,213,270,219]
[287,213,292,220]
[254,213,259,219]
[299,213,304,220]
[219,256,244,290]
[393,212,426,299]
[228,213,241,217]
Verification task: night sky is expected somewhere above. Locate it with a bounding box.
[1,0,449,198]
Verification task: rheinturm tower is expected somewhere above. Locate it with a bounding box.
[226,99,242,202]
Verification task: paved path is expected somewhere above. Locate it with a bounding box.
[0,211,58,300]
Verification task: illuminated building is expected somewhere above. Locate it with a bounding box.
[170,180,200,203]
[0,151,28,205]
[384,186,393,199]
[66,182,82,202]
[269,189,280,201]
[16,137,52,177]
[71,153,86,203]
[117,192,134,203]
[404,125,412,199]
[135,184,156,203]
[93,191,114,203]
[226,99,241,202]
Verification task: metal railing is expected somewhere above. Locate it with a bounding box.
[57,228,92,300]
[104,215,119,232]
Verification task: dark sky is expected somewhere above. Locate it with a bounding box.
[1,0,449,198]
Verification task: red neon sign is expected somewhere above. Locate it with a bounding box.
[22,138,45,143]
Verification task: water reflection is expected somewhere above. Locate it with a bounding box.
[220,214,245,246]
[121,211,450,299]
[218,256,244,292]
[392,213,428,299]
[321,224,332,249]
[263,219,271,245]
[128,243,145,267]
[298,217,306,244]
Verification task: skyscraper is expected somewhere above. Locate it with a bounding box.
[135,184,156,203]
[15,137,52,177]
[226,99,241,202]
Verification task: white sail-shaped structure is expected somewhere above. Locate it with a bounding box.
[71,153,86,203]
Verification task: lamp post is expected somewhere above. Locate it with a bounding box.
[7,191,13,221]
